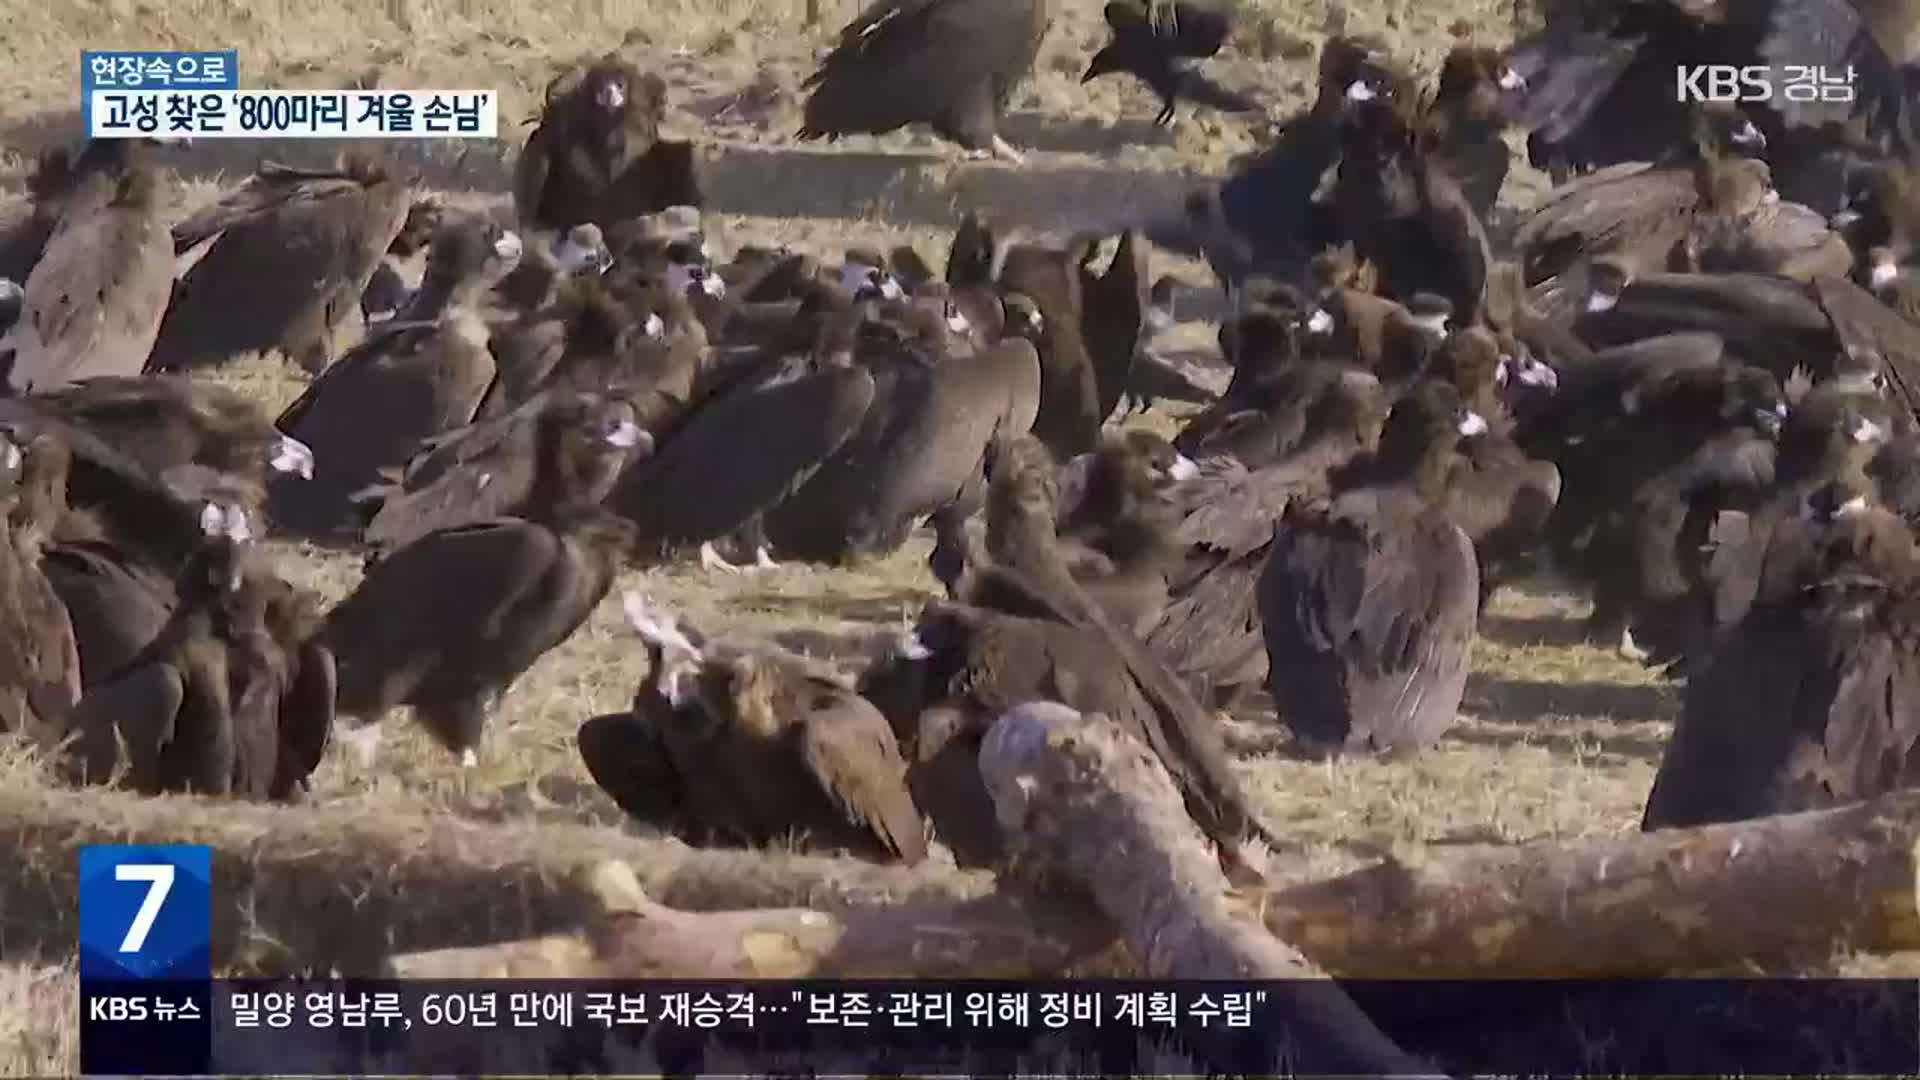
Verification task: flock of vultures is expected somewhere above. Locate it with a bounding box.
[0,0,1919,881]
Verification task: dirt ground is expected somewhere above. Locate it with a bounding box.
[0,0,1899,1074]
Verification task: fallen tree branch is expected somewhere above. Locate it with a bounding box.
[976,702,1433,1075]
[388,860,1125,979]
[21,745,1920,983]
[1264,790,1920,977]
[0,783,1034,976]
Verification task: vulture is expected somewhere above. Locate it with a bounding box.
[1152,364,1391,708]
[797,0,1052,163]
[514,55,703,231]
[1175,290,1320,465]
[0,397,256,588]
[0,138,163,286]
[1,155,172,394]
[1081,0,1256,126]
[606,281,889,565]
[490,223,616,316]
[1832,160,1920,259]
[934,432,1282,874]
[1421,45,1529,221]
[1534,359,1792,663]
[1677,381,1898,665]
[1570,268,1920,410]
[1332,76,1492,324]
[1644,490,1920,830]
[268,215,524,538]
[1189,35,1407,288]
[1047,430,1188,636]
[65,492,330,801]
[322,392,645,766]
[1258,379,1485,755]
[761,295,1044,566]
[0,423,81,737]
[356,381,668,555]
[480,255,671,424]
[146,153,415,375]
[1514,110,1769,295]
[29,376,315,499]
[1077,229,1152,425]
[1508,0,1913,184]
[1429,326,1565,608]
[359,196,444,327]
[579,591,929,864]
[981,225,1145,461]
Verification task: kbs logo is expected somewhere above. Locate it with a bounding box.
[88,995,150,1021]
[1676,65,1772,102]
[1675,64,1857,104]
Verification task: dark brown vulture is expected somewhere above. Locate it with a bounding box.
[64,492,331,801]
[1429,326,1564,609]
[1831,161,1920,259]
[1189,35,1408,288]
[605,282,892,567]
[30,375,315,498]
[1258,379,1485,755]
[356,383,668,555]
[1644,493,1920,830]
[1507,0,1913,188]
[2,156,172,394]
[514,55,703,232]
[321,393,644,766]
[0,423,81,738]
[761,295,1044,566]
[359,195,445,326]
[268,215,523,538]
[858,600,1170,866]
[941,432,1283,874]
[1571,269,1920,418]
[1420,44,1529,221]
[1332,76,1491,323]
[992,235,1104,460]
[1081,0,1255,127]
[0,138,168,286]
[1525,359,1793,665]
[1149,364,1390,709]
[797,0,1051,163]
[147,153,415,375]
[579,590,929,864]
[1044,430,1186,636]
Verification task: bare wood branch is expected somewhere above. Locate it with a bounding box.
[976,703,1433,1075]
[1264,790,1920,977]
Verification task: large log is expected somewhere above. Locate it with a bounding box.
[0,782,1054,976]
[1264,789,1920,978]
[388,860,1126,979]
[19,744,1920,982]
[975,702,1435,1075]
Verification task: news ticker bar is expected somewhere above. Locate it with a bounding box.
[86,90,499,139]
[80,977,1920,1077]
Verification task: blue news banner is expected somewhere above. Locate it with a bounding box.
[79,845,1920,1077]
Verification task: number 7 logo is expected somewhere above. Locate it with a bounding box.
[115,863,175,953]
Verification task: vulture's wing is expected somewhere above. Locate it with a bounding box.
[611,366,877,555]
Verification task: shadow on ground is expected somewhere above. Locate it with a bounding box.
[1445,721,1669,764]
[728,586,930,627]
[1466,673,1676,725]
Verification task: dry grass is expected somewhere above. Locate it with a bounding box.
[0,962,77,1077]
[0,0,1906,1073]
